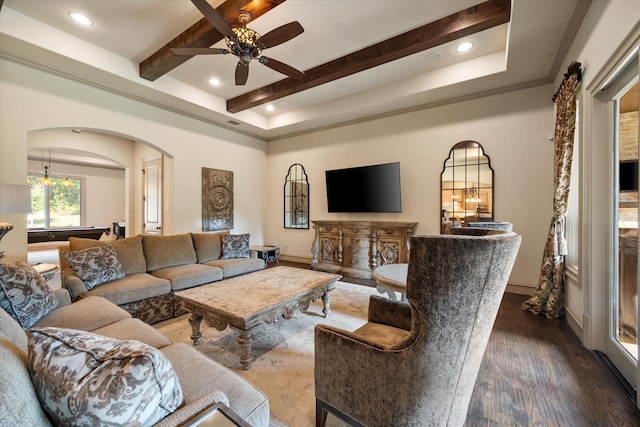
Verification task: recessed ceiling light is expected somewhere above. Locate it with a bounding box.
[208,78,221,87]
[265,105,275,112]
[69,12,93,26]
[425,52,442,61]
[456,42,474,53]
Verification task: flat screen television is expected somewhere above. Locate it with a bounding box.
[325,162,402,212]
[620,161,638,192]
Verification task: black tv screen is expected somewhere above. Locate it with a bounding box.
[325,162,402,212]
[620,161,638,192]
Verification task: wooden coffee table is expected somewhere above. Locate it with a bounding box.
[174,266,342,369]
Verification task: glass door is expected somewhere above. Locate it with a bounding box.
[606,50,639,399]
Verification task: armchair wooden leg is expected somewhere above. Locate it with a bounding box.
[316,399,328,427]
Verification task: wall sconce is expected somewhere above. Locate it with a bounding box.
[0,183,32,258]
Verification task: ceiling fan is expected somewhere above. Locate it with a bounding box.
[171,0,305,85]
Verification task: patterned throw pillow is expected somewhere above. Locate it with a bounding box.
[0,262,58,329]
[62,245,125,290]
[27,327,183,427]
[220,233,250,259]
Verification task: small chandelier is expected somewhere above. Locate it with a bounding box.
[39,148,71,186]
[41,148,52,186]
[465,185,481,203]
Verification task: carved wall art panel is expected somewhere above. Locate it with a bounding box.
[202,167,233,231]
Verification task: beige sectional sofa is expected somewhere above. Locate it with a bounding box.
[0,282,270,426]
[59,232,265,324]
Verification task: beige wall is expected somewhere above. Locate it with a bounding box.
[265,84,555,291]
[0,57,268,261]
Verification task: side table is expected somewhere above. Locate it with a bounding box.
[249,245,280,266]
[31,263,59,282]
[372,263,408,301]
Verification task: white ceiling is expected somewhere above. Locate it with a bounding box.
[0,0,585,141]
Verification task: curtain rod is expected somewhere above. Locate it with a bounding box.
[552,61,582,102]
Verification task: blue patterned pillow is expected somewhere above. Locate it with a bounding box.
[0,262,58,329]
[220,233,250,259]
[62,244,125,290]
[28,327,183,426]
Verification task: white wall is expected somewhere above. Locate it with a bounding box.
[0,57,268,261]
[266,84,556,290]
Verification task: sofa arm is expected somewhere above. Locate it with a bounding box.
[153,391,230,427]
[367,295,412,331]
[52,288,72,307]
[61,272,88,301]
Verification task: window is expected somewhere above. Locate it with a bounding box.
[565,95,580,273]
[28,175,82,228]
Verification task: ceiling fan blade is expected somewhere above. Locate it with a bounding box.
[171,47,229,55]
[259,57,304,79]
[235,62,249,85]
[190,0,235,39]
[258,21,304,49]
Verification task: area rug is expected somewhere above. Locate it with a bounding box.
[155,281,380,427]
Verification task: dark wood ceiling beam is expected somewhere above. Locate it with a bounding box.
[227,0,511,113]
[139,0,286,81]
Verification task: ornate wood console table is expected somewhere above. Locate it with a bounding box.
[310,220,418,279]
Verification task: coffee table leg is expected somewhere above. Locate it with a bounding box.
[188,311,203,345]
[322,291,332,317]
[238,330,253,370]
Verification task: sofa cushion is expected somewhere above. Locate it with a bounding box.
[83,273,171,306]
[64,235,147,275]
[0,331,53,427]
[220,233,250,259]
[91,318,172,348]
[28,327,184,427]
[151,264,224,291]
[144,234,197,272]
[204,258,265,278]
[191,231,229,263]
[33,295,131,331]
[0,262,58,329]
[0,306,29,353]
[161,342,270,427]
[62,245,125,290]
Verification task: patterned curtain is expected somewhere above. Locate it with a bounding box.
[523,70,581,319]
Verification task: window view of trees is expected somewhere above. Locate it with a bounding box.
[28,175,82,228]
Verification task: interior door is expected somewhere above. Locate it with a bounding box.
[144,156,162,236]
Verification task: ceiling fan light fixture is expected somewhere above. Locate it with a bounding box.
[226,27,262,57]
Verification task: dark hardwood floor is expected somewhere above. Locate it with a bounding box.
[276,260,640,426]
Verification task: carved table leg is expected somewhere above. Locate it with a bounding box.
[238,330,254,370]
[188,311,203,345]
[321,291,332,317]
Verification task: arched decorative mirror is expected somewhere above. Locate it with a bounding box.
[284,163,309,229]
[441,141,494,232]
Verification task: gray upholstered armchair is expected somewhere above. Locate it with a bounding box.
[314,230,521,427]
